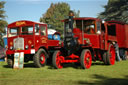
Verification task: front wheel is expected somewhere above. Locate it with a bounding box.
[7,55,14,68]
[7,58,13,68]
[52,50,63,69]
[106,43,116,65]
[33,49,48,68]
[80,49,92,69]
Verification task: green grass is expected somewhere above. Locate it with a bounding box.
[0,60,128,85]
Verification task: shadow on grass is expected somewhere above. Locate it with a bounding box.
[3,62,35,68]
[3,60,107,69]
[48,61,107,69]
[47,63,82,69]
[47,63,80,69]
[24,63,35,68]
[78,74,128,85]
[3,65,11,68]
[92,62,105,66]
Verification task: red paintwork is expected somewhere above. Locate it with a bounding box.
[6,20,60,56]
[57,54,79,63]
[55,51,63,68]
[84,34,100,48]
[73,28,83,44]
[66,54,79,59]
[40,53,45,64]
[124,25,128,48]
[107,21,128,48]
[62,60,79,63]
[6,49,33,54]
[108,43,115,65]
[83,50,92,69]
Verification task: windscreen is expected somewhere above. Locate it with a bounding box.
[21,26,33,35]
[9,27,20,36]
[83,20,95,34]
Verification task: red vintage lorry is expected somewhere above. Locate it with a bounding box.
[107,21,128,60]
[6,20,60,68]
[52,12,117,69]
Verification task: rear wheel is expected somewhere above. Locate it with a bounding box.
[114,43,121,61]
[106,44,115,65]
[33,49,48,68]
[103,52,107,64]
[80,49,92,69]
[52,50,63,69]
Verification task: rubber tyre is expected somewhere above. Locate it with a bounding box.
[33,49,48,68]
[7,58,13,68]
[122,51,127,60]
[122,55,126,60]
[103,52,107,65]
[52,50,63,69]
[119,49,127,60]
[80,49,92,69]
[106,44,115,65]
[115,49,121,61]
[114,43,121,61]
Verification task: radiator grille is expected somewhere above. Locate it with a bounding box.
[13,38,24,50]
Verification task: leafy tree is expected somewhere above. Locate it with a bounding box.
[0,1,7,47]
[40,2,80,34]
[0,1,7,33]
[98,0,128,24]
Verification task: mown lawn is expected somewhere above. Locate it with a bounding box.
[0,60,128,85]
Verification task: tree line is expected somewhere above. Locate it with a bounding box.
[0,1,7,47]
[98,0,128,24]
[40,2,80,34]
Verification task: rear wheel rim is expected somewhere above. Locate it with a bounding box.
[84,51,92,69]
[40,53,45,64]
[56,52,63,69]
[109,45,115,65]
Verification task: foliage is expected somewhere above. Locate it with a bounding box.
[0,1,7,33]
[98,0,128,24]
[40,2,80,34]
[0,1,7,47]
[0,61,128,85]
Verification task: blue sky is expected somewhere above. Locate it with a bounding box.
[4,0,108,24]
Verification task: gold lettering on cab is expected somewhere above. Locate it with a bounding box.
[16,21,26,26]
[41,37,47,43]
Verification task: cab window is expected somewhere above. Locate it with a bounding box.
[9,27,20,36]
[21,26,33,35]
[35,24,40,35]
[83,20,95,34]
[40,25,46,36]
[96,22,101,34]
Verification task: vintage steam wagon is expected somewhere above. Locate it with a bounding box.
[52,12,117,69]
[6,20,60,67]
[107,21,128,60]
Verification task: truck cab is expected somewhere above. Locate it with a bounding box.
[6,20,60,68]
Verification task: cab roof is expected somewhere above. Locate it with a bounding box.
[8,20,46,28]
[107,20,125,25]
[62,17,101,22]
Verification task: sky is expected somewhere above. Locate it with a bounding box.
[4,0,108,24]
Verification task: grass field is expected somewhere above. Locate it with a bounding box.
[0,60,128,85]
